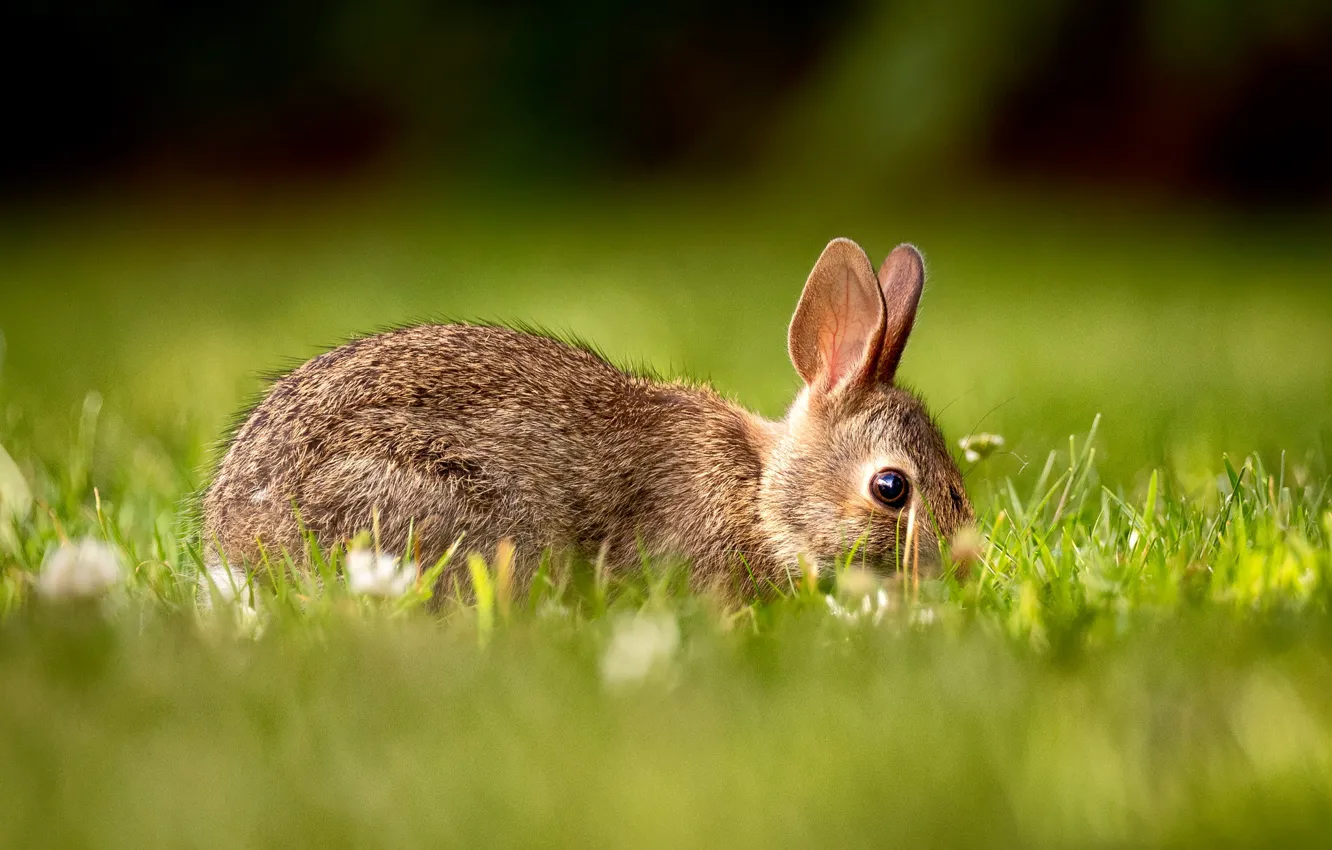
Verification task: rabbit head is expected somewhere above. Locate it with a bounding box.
[760,238,974,573]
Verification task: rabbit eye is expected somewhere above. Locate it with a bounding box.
[870,468,911,510]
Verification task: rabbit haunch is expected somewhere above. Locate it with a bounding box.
[202,238,973,591]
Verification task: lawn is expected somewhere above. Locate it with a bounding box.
[1,183,1331,847]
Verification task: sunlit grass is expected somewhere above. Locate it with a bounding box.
[2,187,1332,846]
[2,416,1331,846]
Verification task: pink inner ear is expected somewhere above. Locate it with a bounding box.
[818,266,880,387]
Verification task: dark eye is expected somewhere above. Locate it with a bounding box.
[870,468,911,509]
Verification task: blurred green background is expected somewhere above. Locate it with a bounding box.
[1,0,1330,503]
[2,7,1332,846]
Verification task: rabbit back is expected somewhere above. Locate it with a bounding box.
[203,324,769,583]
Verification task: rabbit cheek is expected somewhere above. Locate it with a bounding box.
[757,467,836,567]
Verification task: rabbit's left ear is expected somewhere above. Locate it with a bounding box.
[872,244,925,384]
[788,238,885,393]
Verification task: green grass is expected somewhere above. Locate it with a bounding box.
[1,184,1332,847]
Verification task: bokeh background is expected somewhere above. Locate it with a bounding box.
[7,0,1332,200]
[4,9,1332,845]
[1,0,1330,507]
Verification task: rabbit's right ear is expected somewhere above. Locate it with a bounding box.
[788,238,886,393]
[872,244,925,384]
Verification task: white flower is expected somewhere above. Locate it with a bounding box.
[537,600,573,620]
[196,562,265,637]
[825,588,892,625]
[232,602,265,639]
[959,433,1005,464]
[910,606,938,627]
[601,613,680,687]
[199,562,258,608]
[345,547,417,596]
[38,538,123,599]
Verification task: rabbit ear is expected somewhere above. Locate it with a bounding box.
[873,244,925,383]
[788,238,886,392]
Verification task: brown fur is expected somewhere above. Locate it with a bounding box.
[202,238,974,593]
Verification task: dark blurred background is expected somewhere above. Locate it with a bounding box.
[5,0,1331,205]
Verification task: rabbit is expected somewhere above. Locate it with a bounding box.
[201,238,974,595]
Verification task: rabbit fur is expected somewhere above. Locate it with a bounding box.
[202,238,974,594]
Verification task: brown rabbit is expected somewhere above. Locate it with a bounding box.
[202,238,973,593]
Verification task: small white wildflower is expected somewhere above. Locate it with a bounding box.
[825,595,850,619]
[601,613,680,687]
[910,606,938,627]
[232,602,265,639]
[38,538,123,599]
[196,563,266,637]
[959,433,1005,464]
[536,600,573,620]
[345,547,417,596]
[825,588,892,625]
[199,562,258,608]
